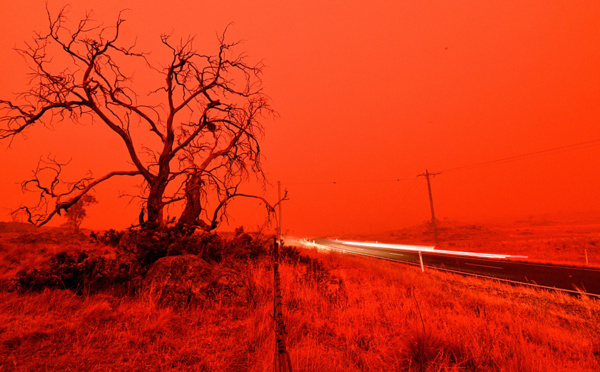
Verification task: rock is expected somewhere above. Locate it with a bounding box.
[206,264,257,307]
[143,255,255,308]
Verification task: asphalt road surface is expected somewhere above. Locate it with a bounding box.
[311,238,600,297]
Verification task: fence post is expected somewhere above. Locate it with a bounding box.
[419,250,425,272]
[273,237,292,372]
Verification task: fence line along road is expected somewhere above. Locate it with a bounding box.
[307,238,600,298]
[273,238,293,372]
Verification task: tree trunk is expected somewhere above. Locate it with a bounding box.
[177,173,203,229]
[146,182,167,229]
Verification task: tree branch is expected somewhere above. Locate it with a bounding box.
[19,167,141,227]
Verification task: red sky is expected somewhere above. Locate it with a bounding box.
[1,1,600,236]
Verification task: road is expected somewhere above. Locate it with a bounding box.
[309,238,600,297]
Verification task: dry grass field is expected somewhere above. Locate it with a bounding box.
[1,221,599,371]
[343,220,600,268]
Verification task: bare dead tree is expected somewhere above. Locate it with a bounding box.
[1,6,273,232]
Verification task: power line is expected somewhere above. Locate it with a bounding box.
[278,138,600,186]
[440,138,600,174]
[395,178,420,211]
[282,178,410,186]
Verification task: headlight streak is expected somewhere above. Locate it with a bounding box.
[338,240,528,260]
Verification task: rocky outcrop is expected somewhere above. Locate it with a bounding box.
[142,255,256,308]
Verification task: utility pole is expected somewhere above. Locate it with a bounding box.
[417,169,440,245]
[277,181,283,241]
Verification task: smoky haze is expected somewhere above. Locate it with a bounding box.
[1,1,600,236]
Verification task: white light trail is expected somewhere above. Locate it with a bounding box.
[339,240,435,251]
[338,240,528,260]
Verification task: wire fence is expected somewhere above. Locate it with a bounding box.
[273,237,292,372]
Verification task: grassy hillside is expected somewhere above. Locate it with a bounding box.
[344,220,600,268]
[0,223,599,371]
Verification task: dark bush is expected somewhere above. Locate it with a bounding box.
[94,226,269,268]
[15,250,139,294]
[116,227,229,267]
[280,244,303,264]
[90,229,125,247]
[117,228,177,267]
[196,232,227,262]
[15,226,273,295]
[15,268,55,292]
[225,233,268,261]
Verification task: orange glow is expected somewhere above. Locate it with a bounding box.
[1,1,600,235]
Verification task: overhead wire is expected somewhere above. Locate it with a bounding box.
[439,138,600,174]
[277,137,600,188]
[392,177,421,215]
[268,137,600,234]
[282,177,410,186]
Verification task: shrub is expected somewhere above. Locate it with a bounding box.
[15,226,274,295]
[196,233,227,262]
[90,229,125,247]
[93,226,270,268]
[225,233,268,261]
[116,227,228,267]
[15,250,139,294]
[279,244,303,264]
